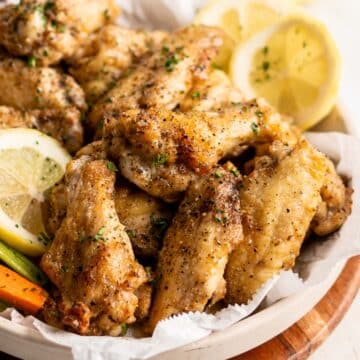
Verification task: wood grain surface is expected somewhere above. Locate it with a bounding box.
[233,256,360,360]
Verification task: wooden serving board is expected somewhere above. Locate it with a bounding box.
[233,256,360,360]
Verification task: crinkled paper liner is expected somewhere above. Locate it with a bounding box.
[1,132,359,360]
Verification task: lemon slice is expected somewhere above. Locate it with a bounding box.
[230,14,341,129]
[194,0,295,69]
[194,0,295,43]
[0,129,70,256]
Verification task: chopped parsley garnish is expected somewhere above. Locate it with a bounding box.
[262,61,270,72]
[214,213,228,225]
[15,224,19,228]
[151,215,169,239]
[103,9,111,20]
[52,309,60,318]
[126,229,137,238]
[57,24,66,33]
[94,226,106,241]
[164,54,179,72]
[211,62,221,69]
[107,161,118,172]
[250,122,260,135]
[191,91,200,99]
[27,56,37,67]
[51,20,66,33]
[262,46,269,55]
[161,45,169,54]
[121,323,128,336]
[96,119,104,131]
[38,231,52,245]
[230,168,240,177]
[255,110,263,119]
[44,2,55,11]
[214,171,222,178]
[80,113,86,123]
[35,4,45,14]
[153,153,168,166]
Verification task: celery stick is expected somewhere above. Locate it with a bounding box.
[0,240,47,286]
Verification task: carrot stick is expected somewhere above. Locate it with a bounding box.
[0,265,48,315]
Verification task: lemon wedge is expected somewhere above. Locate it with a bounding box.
[230,14,341,129]
[0,129,70,256]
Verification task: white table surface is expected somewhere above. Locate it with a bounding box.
[308,1,360,358]
[308,0,360,136]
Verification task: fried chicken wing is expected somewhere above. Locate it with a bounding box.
[0,54,86,111]
[69,25,168,102]
[0,0,119,66]
[44,141,173,258]
[0,106,83,153]
[43,142,106,237]
[88,25,225,131]
[41,160,149,335]
[103,100,298,202]
[115,180,173,259]
[146,165,243,333]
[180,69,244,112]
[311,156,352,236]
[224,139,350,305]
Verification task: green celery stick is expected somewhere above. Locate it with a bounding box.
[0,240,47,286]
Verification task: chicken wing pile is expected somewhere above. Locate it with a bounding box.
[0,0,352,336]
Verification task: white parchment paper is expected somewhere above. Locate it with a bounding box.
[1,1,360,360]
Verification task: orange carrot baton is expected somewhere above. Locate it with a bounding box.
[0,265,48,315]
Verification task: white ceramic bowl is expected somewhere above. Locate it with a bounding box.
[0,104,355,360]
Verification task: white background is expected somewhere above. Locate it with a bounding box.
[308,2,360,358]
[308,0,360,136]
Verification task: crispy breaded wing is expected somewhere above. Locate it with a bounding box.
[0,0,119,66]
[146,165,243,333]
[69,25,168,102]
[41,160,149,335]
[180,69,244,112]
[43,143,106,237]
[44,141,173,258]
[103,100,298,202]
[0,106,83,153]
[0,54,86,111]
[115,179,173,259]
[311,156,352,236]
[88,25,225,130]
[224,139,348,305]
